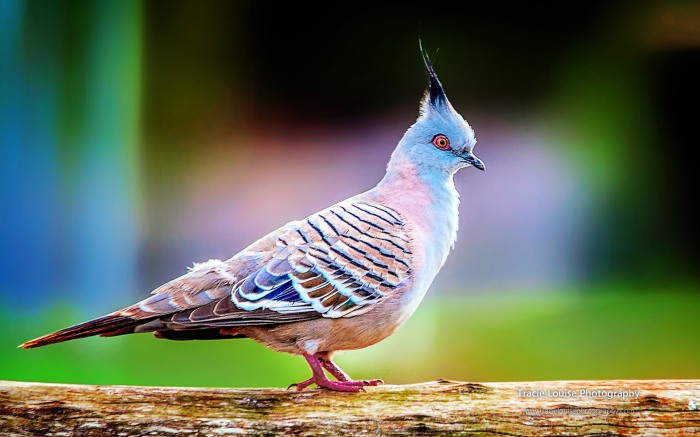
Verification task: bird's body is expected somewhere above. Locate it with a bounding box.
[22,47,484,392]
[222,172,459,356]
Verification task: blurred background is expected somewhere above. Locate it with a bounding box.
[2,0,699,387]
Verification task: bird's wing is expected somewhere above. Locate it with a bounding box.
[161,200,412,328]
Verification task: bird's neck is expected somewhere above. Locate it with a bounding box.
[376,155,456,198]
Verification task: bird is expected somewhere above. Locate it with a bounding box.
[21,46,485,392]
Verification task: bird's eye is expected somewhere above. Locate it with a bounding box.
[432,134,451,151]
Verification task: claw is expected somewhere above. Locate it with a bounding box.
[288,377,315,391]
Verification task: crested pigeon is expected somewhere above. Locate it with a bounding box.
[22,48,485,392]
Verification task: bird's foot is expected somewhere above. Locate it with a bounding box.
[288,377,383,392]
[293,353,384,392]
[317,379,367,392]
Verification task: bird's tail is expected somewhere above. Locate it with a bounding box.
[20,313,145,349]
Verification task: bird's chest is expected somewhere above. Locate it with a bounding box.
[384,183,460,324]
[407,187,459,285]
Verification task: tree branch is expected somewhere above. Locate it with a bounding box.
[1,379,699,435]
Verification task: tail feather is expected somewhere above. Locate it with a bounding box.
[20,313,144,349]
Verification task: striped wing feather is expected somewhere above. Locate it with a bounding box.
[167,201,412,327]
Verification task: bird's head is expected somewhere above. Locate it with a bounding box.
[393,46,484,176]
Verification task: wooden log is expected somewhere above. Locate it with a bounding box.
[1,379,699,435]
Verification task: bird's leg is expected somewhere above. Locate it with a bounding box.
[317,353,351,381]
[288,353,383,392]
[318,352,383,386]
[304,353,365,392]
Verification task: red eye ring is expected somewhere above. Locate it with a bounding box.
[432,134,451,151]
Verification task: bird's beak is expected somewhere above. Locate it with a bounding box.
[463,152,485,171]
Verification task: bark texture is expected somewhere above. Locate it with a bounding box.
[1,379,699,435]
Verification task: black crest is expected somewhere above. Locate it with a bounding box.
[419,40,447,108]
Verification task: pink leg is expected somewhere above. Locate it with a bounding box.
[288,353,383,392]
[318,354,383,386]
[304,353,364,392]
[318,355,352,381]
